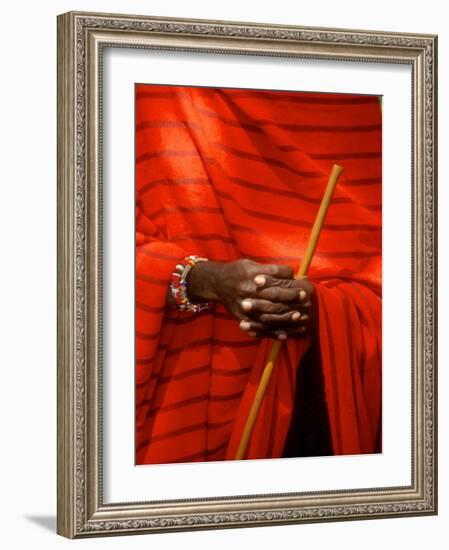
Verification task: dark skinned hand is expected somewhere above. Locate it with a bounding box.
[185,258,315,340]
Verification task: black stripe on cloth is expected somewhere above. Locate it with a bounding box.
[214,142,324,178]
[197,104,381,133]
[136,150,200,164]
[216,90,380,105]
[136,120,201,132]
[138,177,210,196]
[168,441,229,463]
[136,302,166,314]
[310,151,381,160]
[214,188,381,232]
[144,389,244,418]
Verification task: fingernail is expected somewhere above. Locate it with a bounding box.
[254,275,266,286]
[240,320,251,331]
[278,332,287,340]
[248,331,257,337]
[291,311,301,321]
[241,299,252,311]
[299,290,307,301]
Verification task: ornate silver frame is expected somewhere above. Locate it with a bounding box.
[57,11,438,538]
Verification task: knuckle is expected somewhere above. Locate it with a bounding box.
[266,264,278,276]
[289,289,301,301]
[238,280,252,295]
[239,258,252,267]
[260,275,274,288]
[278,290,291,302]
[236,283,246,297]
[239,258,255,274]
[266,301,282,313]
[259,313,272,323]
[270,287,280,300]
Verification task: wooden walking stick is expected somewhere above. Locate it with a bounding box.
[234,164,344,460]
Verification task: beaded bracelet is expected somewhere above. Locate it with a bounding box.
[169,255,212,313]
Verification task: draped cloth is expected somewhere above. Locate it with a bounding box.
[135,85,382,465]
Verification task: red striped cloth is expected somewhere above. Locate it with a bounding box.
[135,85,382,464]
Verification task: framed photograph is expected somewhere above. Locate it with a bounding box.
[57,11,438,538]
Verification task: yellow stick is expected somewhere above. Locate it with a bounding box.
[234,164,344,460]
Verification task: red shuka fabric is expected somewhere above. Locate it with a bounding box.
[135,85,382,464]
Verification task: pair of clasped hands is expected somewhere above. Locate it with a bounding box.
[187,259,315,340]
